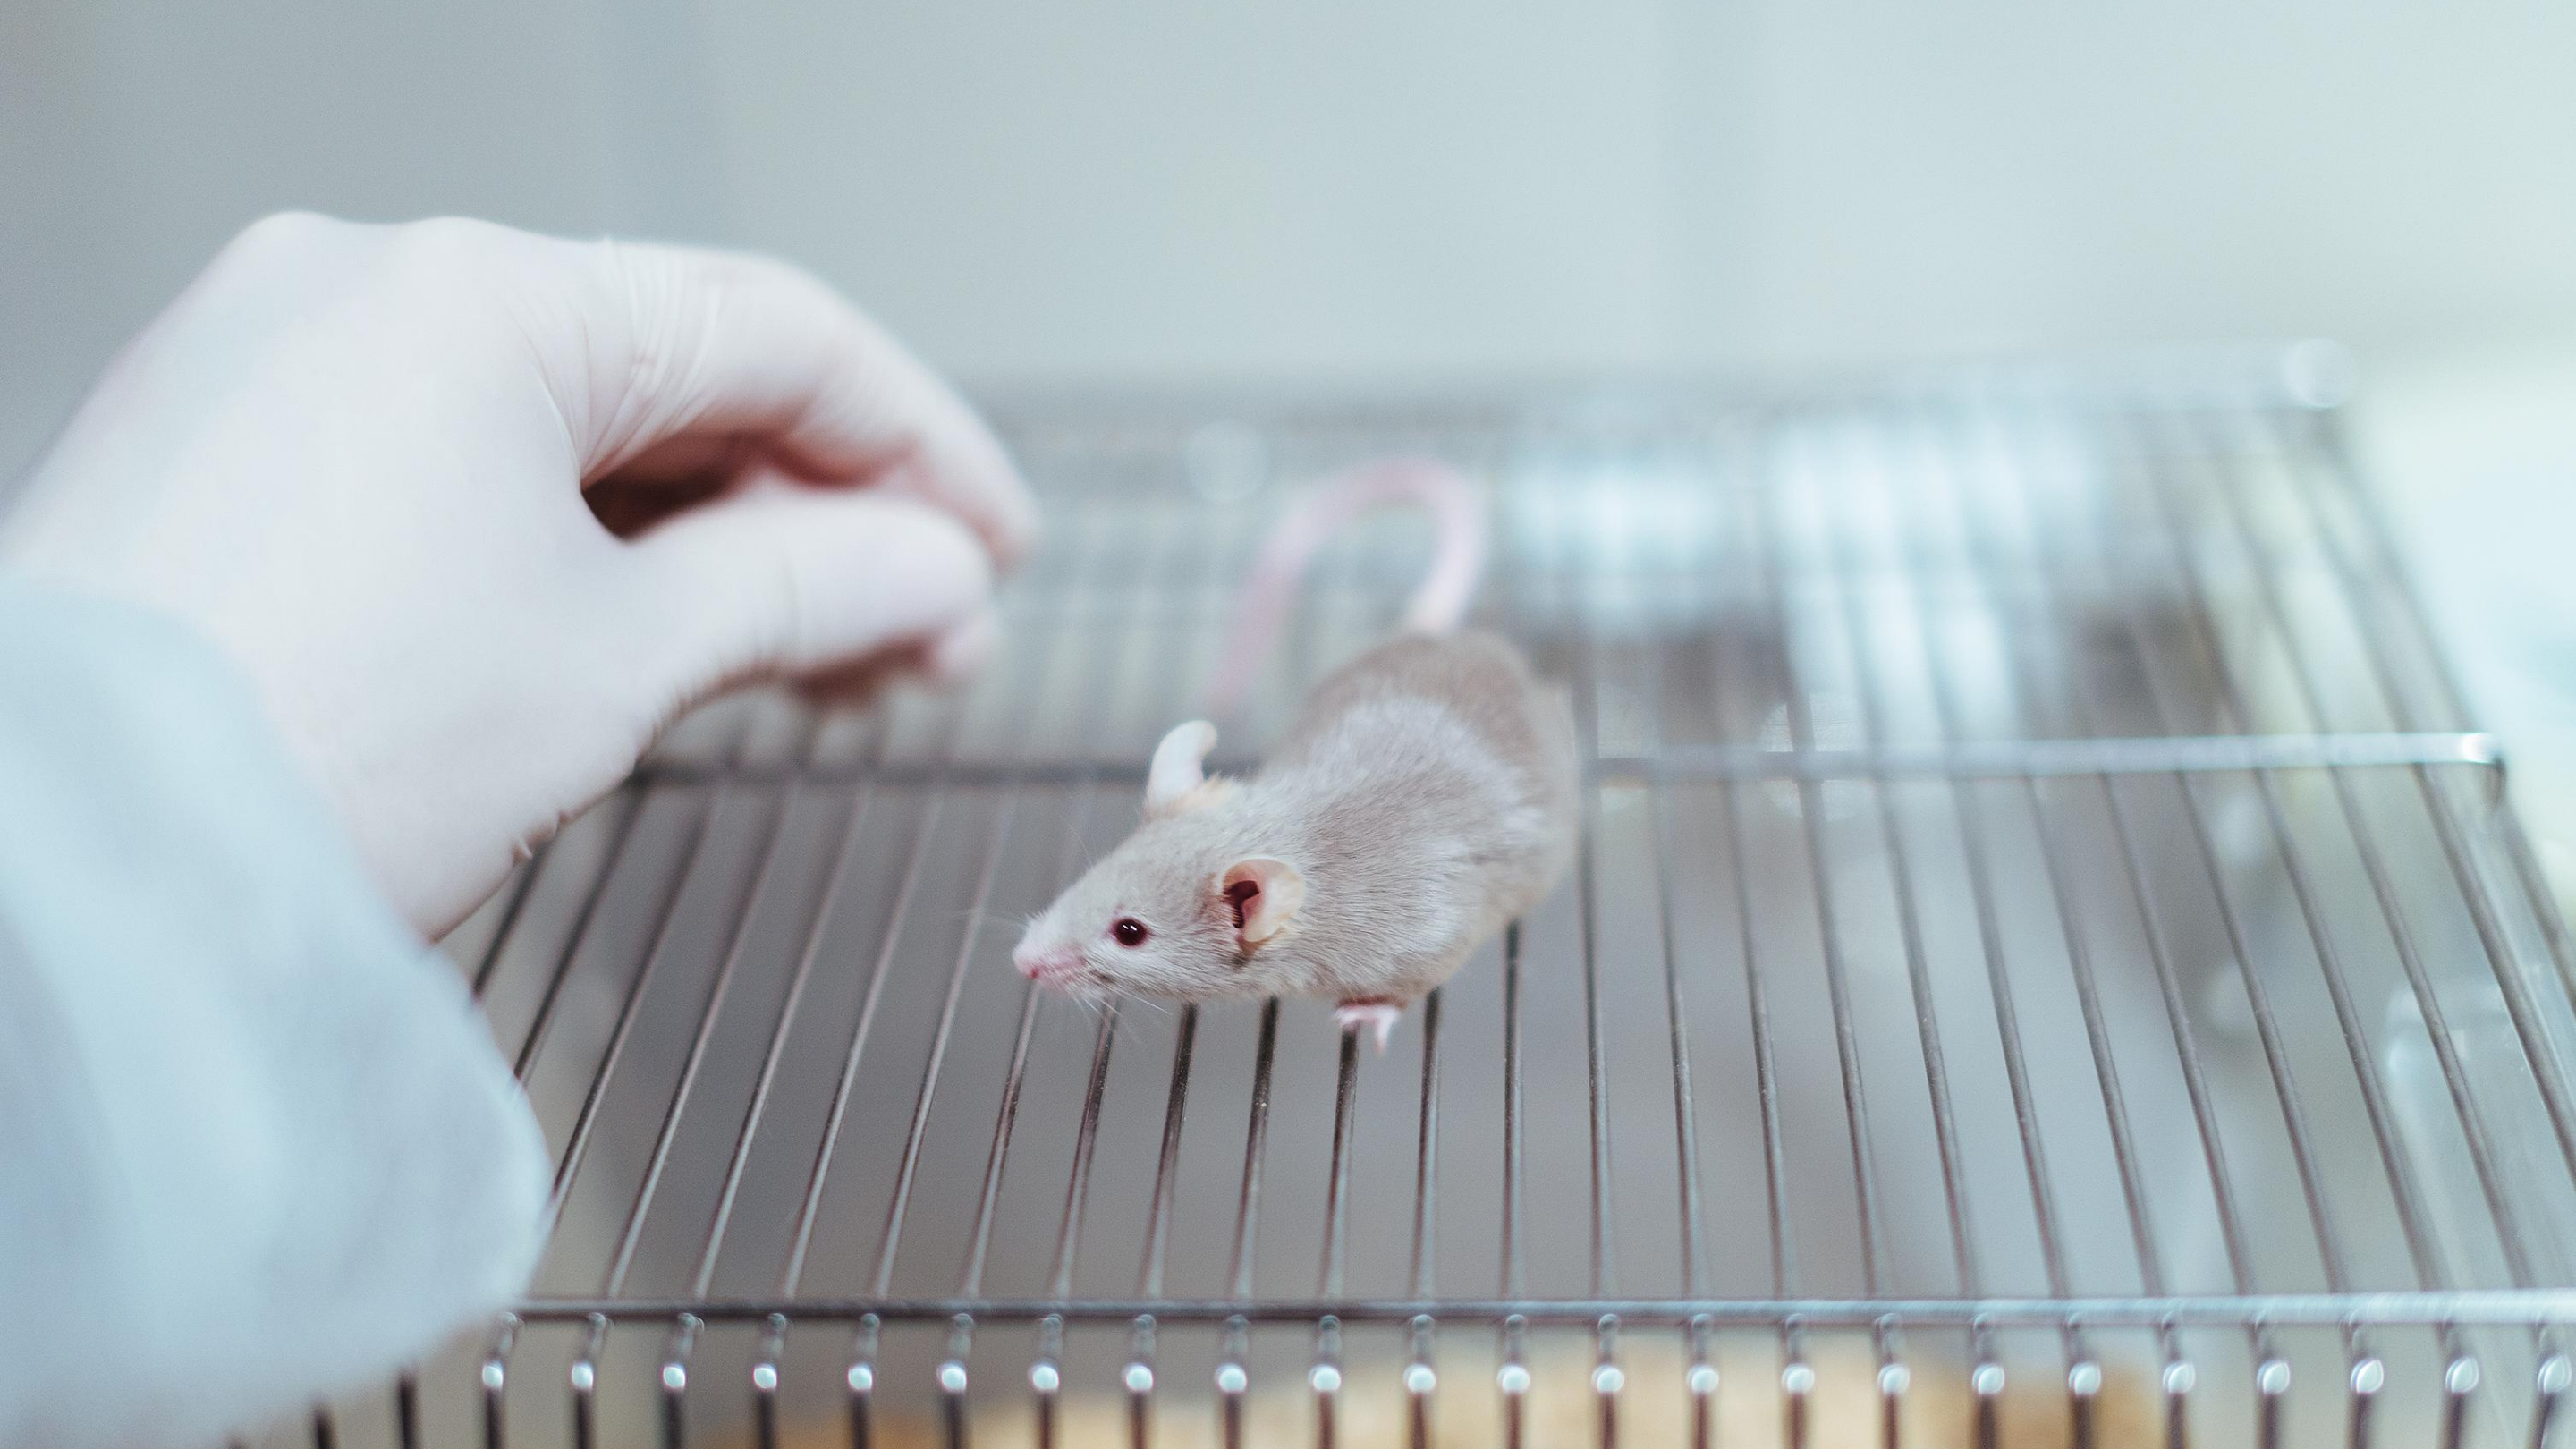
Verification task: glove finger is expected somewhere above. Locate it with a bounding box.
[538,237,1038,567]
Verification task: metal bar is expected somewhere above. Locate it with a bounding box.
[2495,800,2576,1018]
[2122,407,2546,1289]
[779,781,945,1296]
[1937,396,2343,1441]
[1806,413,2038,1449]
[2444,1352,2481,1449]
[2093,773,2251,1293]
[1783,1337,1814,1449]
[2027,773,2173,1276]
[508,1290,2576,1327]
[937,1317,972,1449]
[1987,399,2366,1427]
[845,1315,879,1449]
[1860,411,2077,1312]
[1311,1316,1343,1449]
[1580,797,1617,1296]
[2162,1352,2195,1449]
[973,366,2334,440]
[624,730,2502,790]
[958,521,1148,1299]
[1645,775,1713,1297]
[2346,1351,2381,1449]
[604,718,820,1296]
[1552,496,1621,1303]
[2292,404,2482,730]
[2534,1351,2572,1449]
[2071,1353,2102,1449]
[2123,399,2521,1433]
[1318,1024,1363,1298]
[1798,419,1980,1301]
[1490,458,1536,1308]
[869,784,1026,1297]
[658,1314,699,1449]
[1876,1324,1907,1449]
[1688,1318,1716,1449]
[2088,422,2455,1297]
[2149,407,2462,1281]
[1914,402,2233,1305]
[569,1314,606,1449]
[2175,760,2353,1286]
[786,497,1130,1299]
[1139,1007,1200,1298]
[1049,496,1225,1308]
[1227,1000,1284,1301]
[539,784,735,1233]
[692,776,875,1296]
[1722,775,1797,1301]
[2235,401,2576,1442]
[1040,1001,1119,1300]
[1124,1318,1155,1449]
[468,843,553,1000]
[1749,418,1890,1295]
[1594,1315,1623,1449]
[1498,923,1529,1298]
[2287,430,2576,1433]
[2243,405,2576,1202]
[1409,991,1444,1300]
[752,1315,785,1449]
[1217,1318,1250,1449]
[1865,400,2114,1425]
[394,1372,419,1449]
[961,960,1046,1299]
[1972,1356,2004,1449]
[507,781,667,1081]
[1030,1318,1062,1449]
[479,1316,515,1449]
[1404,1317,1436,1449]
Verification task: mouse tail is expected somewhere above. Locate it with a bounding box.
[1202,456,1488,723]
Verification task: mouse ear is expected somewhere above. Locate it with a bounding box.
[1217,856,1305,947]
[1145,720,1224,818]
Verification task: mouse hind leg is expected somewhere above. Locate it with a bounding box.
[1334,998,1405,1052]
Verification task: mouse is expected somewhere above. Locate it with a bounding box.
[1010,457,1580,1047]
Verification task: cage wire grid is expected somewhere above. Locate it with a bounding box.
[278,355,2576,1449]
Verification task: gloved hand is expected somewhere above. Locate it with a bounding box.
[0,213,1035,936]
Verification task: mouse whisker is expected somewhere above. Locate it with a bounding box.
[1115,991,1173,1020]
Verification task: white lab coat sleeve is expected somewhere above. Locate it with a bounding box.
[0,576,549,1447]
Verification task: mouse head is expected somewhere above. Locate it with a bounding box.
[1012,721,1307,1001]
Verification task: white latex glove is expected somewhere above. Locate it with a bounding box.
[0,212,1036,936]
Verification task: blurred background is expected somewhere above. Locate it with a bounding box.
[4,0,2572,840]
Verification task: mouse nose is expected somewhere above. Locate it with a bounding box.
[1014,943,1080,981]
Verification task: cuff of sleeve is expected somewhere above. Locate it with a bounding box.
[0,574,548,1448]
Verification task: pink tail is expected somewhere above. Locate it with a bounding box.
[1202,456,1488,723]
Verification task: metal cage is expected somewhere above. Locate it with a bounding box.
[274,352,2576,1449]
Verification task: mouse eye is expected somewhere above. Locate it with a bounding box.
[1111,918,1150,948]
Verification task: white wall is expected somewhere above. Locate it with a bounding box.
[6,0,2574,477]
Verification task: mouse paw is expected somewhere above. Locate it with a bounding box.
[1335,1000,1403,1053]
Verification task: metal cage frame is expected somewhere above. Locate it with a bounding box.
[275,352,2576,1449]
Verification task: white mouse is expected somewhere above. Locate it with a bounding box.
[1010,460,1580,1046]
